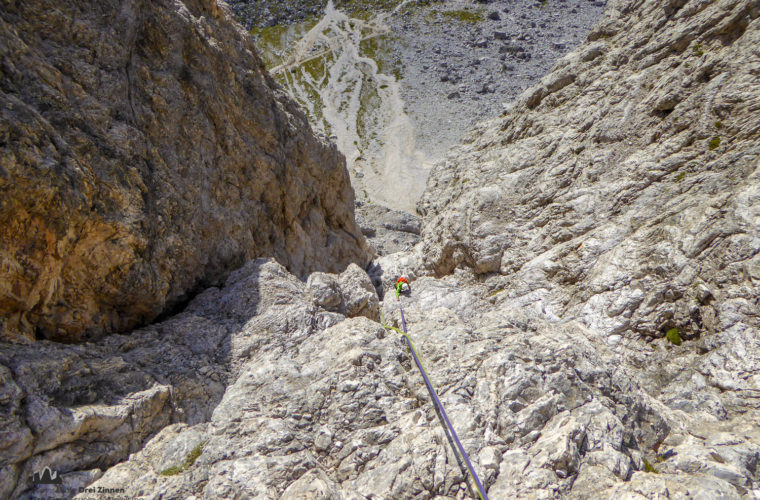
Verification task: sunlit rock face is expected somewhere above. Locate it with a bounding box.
[0,0,370,342]
[419,0,760,341]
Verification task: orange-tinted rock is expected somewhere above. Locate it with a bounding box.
[0,0,370,342]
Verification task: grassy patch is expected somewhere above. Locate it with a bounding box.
[642,458,659,473]
[159,441,206,476]
[441,9,484,24]
[714,120,722,129]
[708,136,720,150]
[250,24,291,68]
[300,51,332,82]
[159,465,183,476]
[693,42,704,57]
[360,34,403,80]
[250,17,319,69]
[665,328,682,346]
[675,172,686,182]
[277,50,334,132]
[338,0,403,17]
[487,288,505,297]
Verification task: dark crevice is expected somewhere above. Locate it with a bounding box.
[653,107,674,118]
[664,0,688,18]
[153,280,215,323]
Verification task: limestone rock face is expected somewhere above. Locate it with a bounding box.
[74,269,760,499]
[307,263,380,321]
[3,259,379,498]
[418,0,760,344]
[0,0,370,342]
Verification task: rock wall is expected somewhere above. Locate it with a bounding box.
[419,0,760,342]
[0,0,370,342]
[74,260,760,499]
[75,1,759,497]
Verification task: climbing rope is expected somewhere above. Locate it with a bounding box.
[381,297,489,500]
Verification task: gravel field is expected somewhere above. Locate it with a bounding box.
[233,0,606,208]
[388,0,606,161]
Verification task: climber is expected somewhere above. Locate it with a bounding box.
[395,276,410,299]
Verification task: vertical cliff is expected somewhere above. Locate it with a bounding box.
[0,0,370,343]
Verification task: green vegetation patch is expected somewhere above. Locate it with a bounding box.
[676,172,687,182]
[693,42,704,57]
[301,51,331,82]
[714,120,723,129]
[665,328,682,346]
[441,9,485,24]
[159,441,206,476]
[276,50,335,132]
[250,17,320,69]
[642,458,659,473]
[337,0,404,18]
[360,33,404,80]
[708,136,720,150]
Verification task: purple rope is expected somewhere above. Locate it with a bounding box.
[398,302,489,500]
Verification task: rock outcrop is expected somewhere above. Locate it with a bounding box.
[0,0,370,342]
[419,0,760,344]
[72,266,760,499]
[2,259,382,498]
[355,201,421,256]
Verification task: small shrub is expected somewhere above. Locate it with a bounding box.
[708,137,720,150]
[676,172,686,181]
[693,43,704,57]
[643,458,659,473]
[159,465,182,476]
[666,328,682,346]
[159,441,206,476]
[714,120,722,129]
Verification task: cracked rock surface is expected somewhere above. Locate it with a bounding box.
[419,0,760,345]
[2,0,760,499]
[4,259,383,498]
